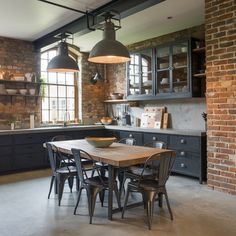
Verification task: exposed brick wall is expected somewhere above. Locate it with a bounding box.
[0,36,40,129]
[79,53,106,124]
[205,0,236,195]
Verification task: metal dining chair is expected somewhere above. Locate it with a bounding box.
[121,151,175,230]
[71,148,121,224]
[119,140,166,198]
[46,142,77,206]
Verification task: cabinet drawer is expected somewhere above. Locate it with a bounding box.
[14,133,47,144]
[143,133,168,147]
[14,144,44,154]
[0,155,13,172]
[169,135,200,152]
[172,152,200,177]
[119,131,143,146]
[13,153,46,170]
[0,145,13,155]
[0,135,13,146]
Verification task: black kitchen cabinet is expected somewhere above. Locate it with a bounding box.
[168,134,206,183]
[119,131,143,146]
[0,127,106,174]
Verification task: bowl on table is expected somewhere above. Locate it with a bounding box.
[85,137,117,148]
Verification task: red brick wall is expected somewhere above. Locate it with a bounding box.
[205,0,236,194]
[0,36,40,129]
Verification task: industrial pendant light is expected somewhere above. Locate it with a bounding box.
[47,41,79,72]
[88,17,130,64]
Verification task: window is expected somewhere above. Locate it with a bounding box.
[40,49,77,123]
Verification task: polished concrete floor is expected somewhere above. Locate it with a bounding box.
[0,169,236,236]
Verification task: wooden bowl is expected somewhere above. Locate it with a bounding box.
[85,137,116,148]
[100,117,112,125]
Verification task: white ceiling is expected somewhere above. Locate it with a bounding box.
[0,0,204,52]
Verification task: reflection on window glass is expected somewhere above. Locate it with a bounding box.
[40,49,76,122]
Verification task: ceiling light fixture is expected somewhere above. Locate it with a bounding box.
[47,36,79,72]
[88,12,130,64]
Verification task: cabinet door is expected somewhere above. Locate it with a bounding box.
[143,133,168,147]
[128,48,153,97]
[119,131,143,146]
[156,40,190,96]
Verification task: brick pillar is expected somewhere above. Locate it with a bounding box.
[205,0,236,194]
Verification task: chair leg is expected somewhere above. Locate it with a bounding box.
[99,189,105,207]
[68,176,74,193]
[144,191,156,230]
[114,183,121,210]
[164,190,173,220]
[48,176,55,199]
[118,171,126,199]
[57,174,67,206]
[74,187,83,215]
[87,187,100,224]
[158,193,163,207]
[121,185,131,218]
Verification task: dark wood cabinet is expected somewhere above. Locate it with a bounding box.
[143,133,168,146]
[119,131,143,146]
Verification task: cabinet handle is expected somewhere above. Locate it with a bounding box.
[129,134,133,138]
[180,139,185,144]
[152,137,157,141]
[180,151,185,156]
[180,163,186,168]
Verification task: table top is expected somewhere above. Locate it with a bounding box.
[47,139,175,167]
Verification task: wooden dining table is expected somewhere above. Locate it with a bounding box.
[46,139,175,220]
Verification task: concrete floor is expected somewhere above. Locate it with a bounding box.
[0,170,236,236]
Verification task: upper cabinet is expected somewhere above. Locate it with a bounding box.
[127,38,205,101]
[127,48,153,98]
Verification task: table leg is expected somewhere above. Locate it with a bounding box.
[108,164,115,220]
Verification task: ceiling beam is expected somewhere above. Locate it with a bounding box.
[33,0,165,50]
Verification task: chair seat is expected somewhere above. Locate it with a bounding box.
[85,176,109,187]
[129,179,161,191]
[128,166,153,177]
[56,166,77,174]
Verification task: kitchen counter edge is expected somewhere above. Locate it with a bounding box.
[105,125,206,136]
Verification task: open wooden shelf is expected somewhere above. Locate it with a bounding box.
[193,47,205,53]
[193,73,206,78]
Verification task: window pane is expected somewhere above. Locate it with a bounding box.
[41,52,48,60]
[48,72,57,84]
[67,87,75,98]
[49,98,57,110]
[58,98,66,110]
[48,50,57,60]
[67,98,74,110]
[68,111,74,121]
[58,110,65,121]
[44,85,49,97]
[42,110,49,122]
[58,86,66,97]
[65,73,74,85]
[42,98,49,109]
[58,73,65,84]
[41,59,48,71]
[49,85,57,97]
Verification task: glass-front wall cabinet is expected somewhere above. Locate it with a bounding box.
[127,40,192,100]
[156,41,189,95]
[127,48,153,97]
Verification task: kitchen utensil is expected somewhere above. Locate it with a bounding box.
[19,89,28,95]
[29,88,36,95]
[100,117,113,125]
[6,89,17,95]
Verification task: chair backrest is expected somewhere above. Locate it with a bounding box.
[46,142,58,174]
[51,135,72,141]
[71,148,97,183]
[118,137,136,146]
[144,140,166,149]
[46,142,73,173]
[141,151,175,187]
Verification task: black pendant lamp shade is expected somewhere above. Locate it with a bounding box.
[47,42,79,72]
[88,21,130,64]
